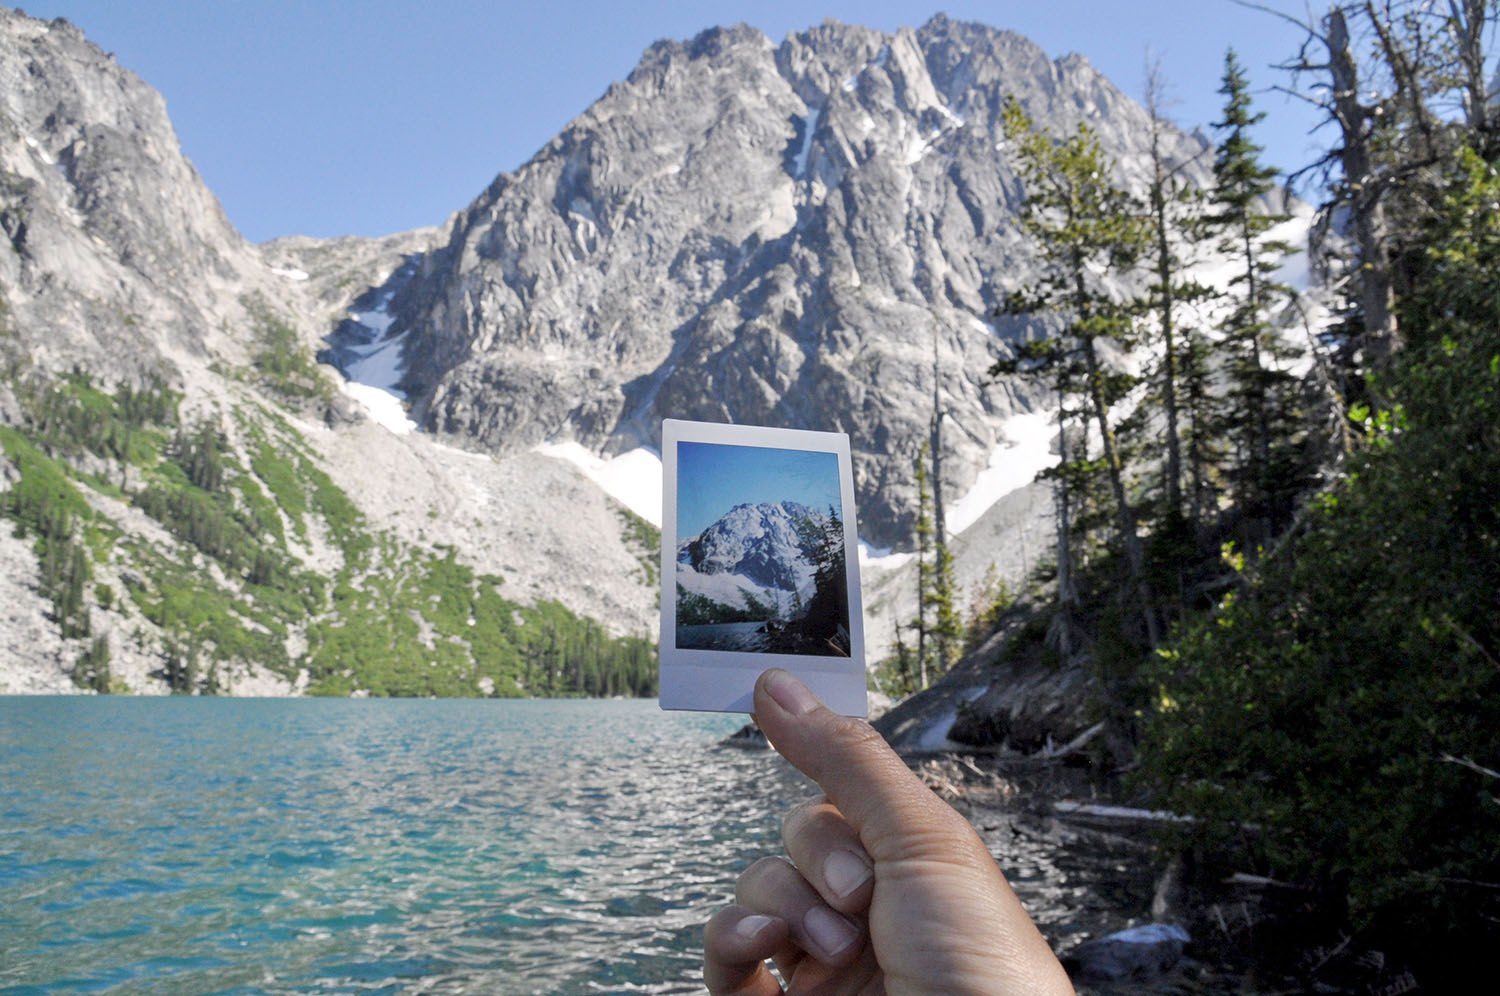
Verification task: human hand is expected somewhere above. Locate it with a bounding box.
[704,668,1074,995]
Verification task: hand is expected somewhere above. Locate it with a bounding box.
[704,668,1074,995]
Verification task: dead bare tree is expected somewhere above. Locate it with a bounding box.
[1238,1,1497,372]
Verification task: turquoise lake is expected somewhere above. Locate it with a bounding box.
[0,697,1158,994]
[0,697,805,994]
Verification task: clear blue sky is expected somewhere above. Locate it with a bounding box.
[19,1,1326,242]
[678,442,842,538]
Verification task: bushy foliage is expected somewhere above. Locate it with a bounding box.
[1136,147,1500,948]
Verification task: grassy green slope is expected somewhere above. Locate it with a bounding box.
[0,369,656,698]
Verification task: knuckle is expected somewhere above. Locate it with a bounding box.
[734,855,793,902]
[831,717,890,759]
[779,793,829,842]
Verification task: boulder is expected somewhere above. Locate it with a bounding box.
[1062,923,1191,984]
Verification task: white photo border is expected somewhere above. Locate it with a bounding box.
[659,419,867,717]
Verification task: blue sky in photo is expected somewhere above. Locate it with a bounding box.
[677,442,842,539]
[23,1,1329,242]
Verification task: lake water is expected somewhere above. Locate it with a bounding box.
[0,697,1158,994]
[0,698,797,993]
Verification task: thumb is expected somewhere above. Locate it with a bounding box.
[752,668,972,861]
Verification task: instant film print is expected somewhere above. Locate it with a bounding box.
[659,420,866,716]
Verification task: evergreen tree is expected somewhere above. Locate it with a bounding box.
[926,531,961,678]
[1141,61,1217,539]
[74,635,111,694]
[991,96,1159,646]
[926,342,962,676]
[913,444,933,686]
[1207,50,1302,549]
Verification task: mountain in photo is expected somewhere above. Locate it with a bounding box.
[677,500,824,617]
[676,499,849,655]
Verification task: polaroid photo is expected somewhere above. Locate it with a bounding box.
[659,419,867,717]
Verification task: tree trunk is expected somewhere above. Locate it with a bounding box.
[1146,72,1184,519]
[1448,0,1493,149]
[1328,7,1401,365]
[1083,336,1162,647]
[1241,220,1273,547]
[1047,378,1080,659]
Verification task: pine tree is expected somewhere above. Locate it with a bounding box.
[913,444,933,687]
[992,96,1159,647]
[75,635,111,693]
[1141,60,1217,534]
[926,340,961,676]
[926,532,961,679]
[1207,50,1300,549]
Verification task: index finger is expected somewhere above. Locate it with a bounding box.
[750,669,973,861]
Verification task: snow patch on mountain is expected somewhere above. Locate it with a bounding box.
[675,562,785,614]
[947,410,1057,537]
[339,381,416,435]
[536,442,663,527]
[859,541,914,573]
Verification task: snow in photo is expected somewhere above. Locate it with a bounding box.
[675,441,850,657]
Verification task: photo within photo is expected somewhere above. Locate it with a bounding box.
[675,441,851,657]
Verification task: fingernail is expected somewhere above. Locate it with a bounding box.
[803,904,859,957]
[763,669,820,716]
[823,849,873,899]
[736,914,776,940]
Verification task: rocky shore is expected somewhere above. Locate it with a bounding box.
[717,612,1417,993]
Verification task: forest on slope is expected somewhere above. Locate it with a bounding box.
[877,2,1498,978]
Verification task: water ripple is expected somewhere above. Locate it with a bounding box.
[0,697,1155,993]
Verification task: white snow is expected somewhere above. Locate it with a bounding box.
[535,442,663,527]
[946,411,1057,537]
[271,266,310,281]
[676,562,784,613]
[1270,205,1315,291]
[859,541,914,573]
[344,331,408,392]
[335,290,413,434]
[338,380,416,435]
[24,135,54,165]
[1188,203,1315,295]
[347,289,397,336]
[792,106,821,178]
[936,103,965,127]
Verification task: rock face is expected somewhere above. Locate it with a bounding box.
[683,501,817,590]
[677,500,828,615]
[0,10,276,377]
[0,10,662,693]
[0,8,1227,694]
[393,15,1209,547]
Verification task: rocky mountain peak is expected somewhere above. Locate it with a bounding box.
[681,499,824,594]
[391,16,1208,547]
[0,6,280,382]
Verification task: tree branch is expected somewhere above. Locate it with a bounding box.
[1441,753,1500,780]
